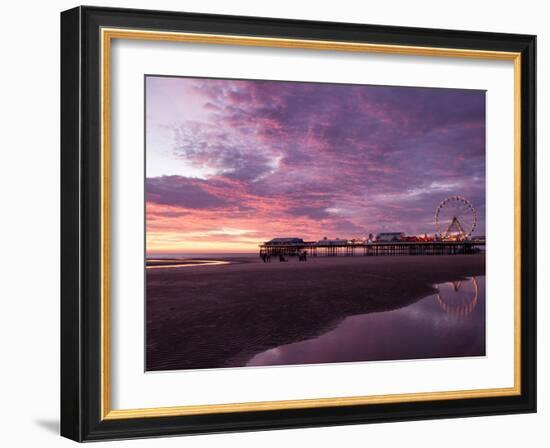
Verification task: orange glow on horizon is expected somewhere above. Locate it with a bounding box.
[146,233,262,254]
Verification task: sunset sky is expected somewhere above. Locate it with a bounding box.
[145,76,486,254]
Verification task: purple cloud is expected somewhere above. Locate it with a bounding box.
[146,76,486,246]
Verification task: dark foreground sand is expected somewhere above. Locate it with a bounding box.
[146,254,485,371]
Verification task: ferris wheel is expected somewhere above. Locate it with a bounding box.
[435,196,477,240]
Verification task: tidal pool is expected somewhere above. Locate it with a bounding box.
[247,276,485,367]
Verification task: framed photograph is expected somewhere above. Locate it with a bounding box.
[60,6,536,441]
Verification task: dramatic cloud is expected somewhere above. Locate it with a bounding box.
[145,76,485,253]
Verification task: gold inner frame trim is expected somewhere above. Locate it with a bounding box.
[100,27,522,421]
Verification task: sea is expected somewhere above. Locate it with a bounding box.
[146,252,258,260]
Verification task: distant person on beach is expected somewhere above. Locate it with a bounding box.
[279,254,288,262]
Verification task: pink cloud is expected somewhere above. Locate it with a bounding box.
[145,76,486,253]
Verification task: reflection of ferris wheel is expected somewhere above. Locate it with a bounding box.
[435,196,477,241]
[436,277,479,317]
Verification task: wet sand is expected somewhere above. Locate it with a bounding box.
[146,254,485,371]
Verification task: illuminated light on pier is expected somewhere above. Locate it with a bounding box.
[259,197,483,257]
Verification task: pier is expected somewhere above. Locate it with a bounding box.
[259,240,485,257]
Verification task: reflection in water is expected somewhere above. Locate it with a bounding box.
[436,277,478,317]
[247,276,485,367]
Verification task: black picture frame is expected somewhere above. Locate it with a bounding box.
[61,5,536,442]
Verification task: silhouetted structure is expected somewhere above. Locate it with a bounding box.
[259,239,485,257]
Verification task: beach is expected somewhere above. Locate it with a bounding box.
[146,254,485,371]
